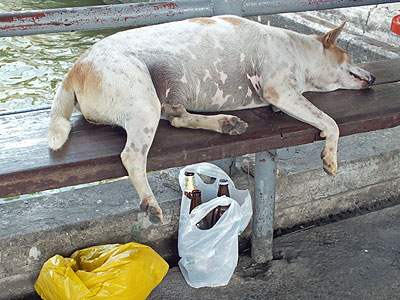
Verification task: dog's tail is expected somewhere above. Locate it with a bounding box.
[47,81,75,151]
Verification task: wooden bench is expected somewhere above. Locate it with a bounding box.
[1,58,400,262]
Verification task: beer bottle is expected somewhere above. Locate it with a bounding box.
[184,171,196,199]
[191,189,209,230]
[211,179,231,226]
[217,179,230,197]
[189,189,202,213]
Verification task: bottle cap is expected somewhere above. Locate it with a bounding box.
[192,189,201,195]
[219,179,229,185]
[185,172,194,176]
[391,15,400,35]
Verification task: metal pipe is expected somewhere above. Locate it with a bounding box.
[251,150,278,263]
[0,1,213,37]
[0,0,399,37]
[243,0,400,16]
[213,0,244,16]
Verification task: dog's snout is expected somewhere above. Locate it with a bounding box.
[369,74,376,85]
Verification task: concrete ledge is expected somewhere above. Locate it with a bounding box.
[249,3,400,64]
[2,126,400,299]
[0,174,182,299]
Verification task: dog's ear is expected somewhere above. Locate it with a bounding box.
[319,22,346,48]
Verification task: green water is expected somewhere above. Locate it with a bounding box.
[0,0,122,113]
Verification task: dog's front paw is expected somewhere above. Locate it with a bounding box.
[320,150,338,176]
[220,116,248,135]
[140,197,163,224]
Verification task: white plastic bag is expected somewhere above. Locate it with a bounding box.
[178,162,252,288]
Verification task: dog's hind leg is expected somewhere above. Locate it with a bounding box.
[120,95,162,223]
[161,103,248,135]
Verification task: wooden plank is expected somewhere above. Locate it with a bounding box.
[1,59,400,198]
[359,58,400,85]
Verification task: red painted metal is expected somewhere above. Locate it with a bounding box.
[0,0,399,37]
[0,1,213,37]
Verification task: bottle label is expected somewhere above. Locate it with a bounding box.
[185,176,196,192]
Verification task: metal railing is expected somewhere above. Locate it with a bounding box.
[0,0,399,37]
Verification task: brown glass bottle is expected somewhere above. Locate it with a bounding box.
[211,179,231,226]
[217,179,230,197]
[184,171,196,199]
[191,190,209,230]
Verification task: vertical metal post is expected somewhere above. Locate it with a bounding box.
[211,157,236,176]
[251,150,277,263]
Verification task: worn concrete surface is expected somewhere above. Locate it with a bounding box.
[2,126,400,299]
[251,3,400,64]
[19,201,400,300]
[295,4,400,48]
[0,173,182,299]
[148,204,400,300]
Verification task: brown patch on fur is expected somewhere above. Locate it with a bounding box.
[343,51,351,64]
[318,22,345,48]
[189,17,216,25]
[220,16,242,26]
[326,44,350,64]
[317,35,326,46]
[264,87,280,103]
[63,59,102,94]
[317,23,350,65]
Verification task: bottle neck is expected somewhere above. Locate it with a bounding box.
[185,176,196,192]
[218,184,230,197]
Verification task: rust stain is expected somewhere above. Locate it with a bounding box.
[189,17,216,25]
[0,12,45,23]
[153,3,177,10]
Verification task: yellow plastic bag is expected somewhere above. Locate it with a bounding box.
[34,242,169,300]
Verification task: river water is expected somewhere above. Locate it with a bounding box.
[0,0,121,113]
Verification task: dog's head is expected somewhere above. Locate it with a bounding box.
[307,22,375,92]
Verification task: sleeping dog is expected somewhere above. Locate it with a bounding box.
[48,15,375,223]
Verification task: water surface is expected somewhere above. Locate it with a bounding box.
[0,0,122,112]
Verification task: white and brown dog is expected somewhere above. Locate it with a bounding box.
[48,15,375,223]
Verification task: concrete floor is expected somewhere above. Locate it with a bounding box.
[19,202,400,300]
[149,203,400,300]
